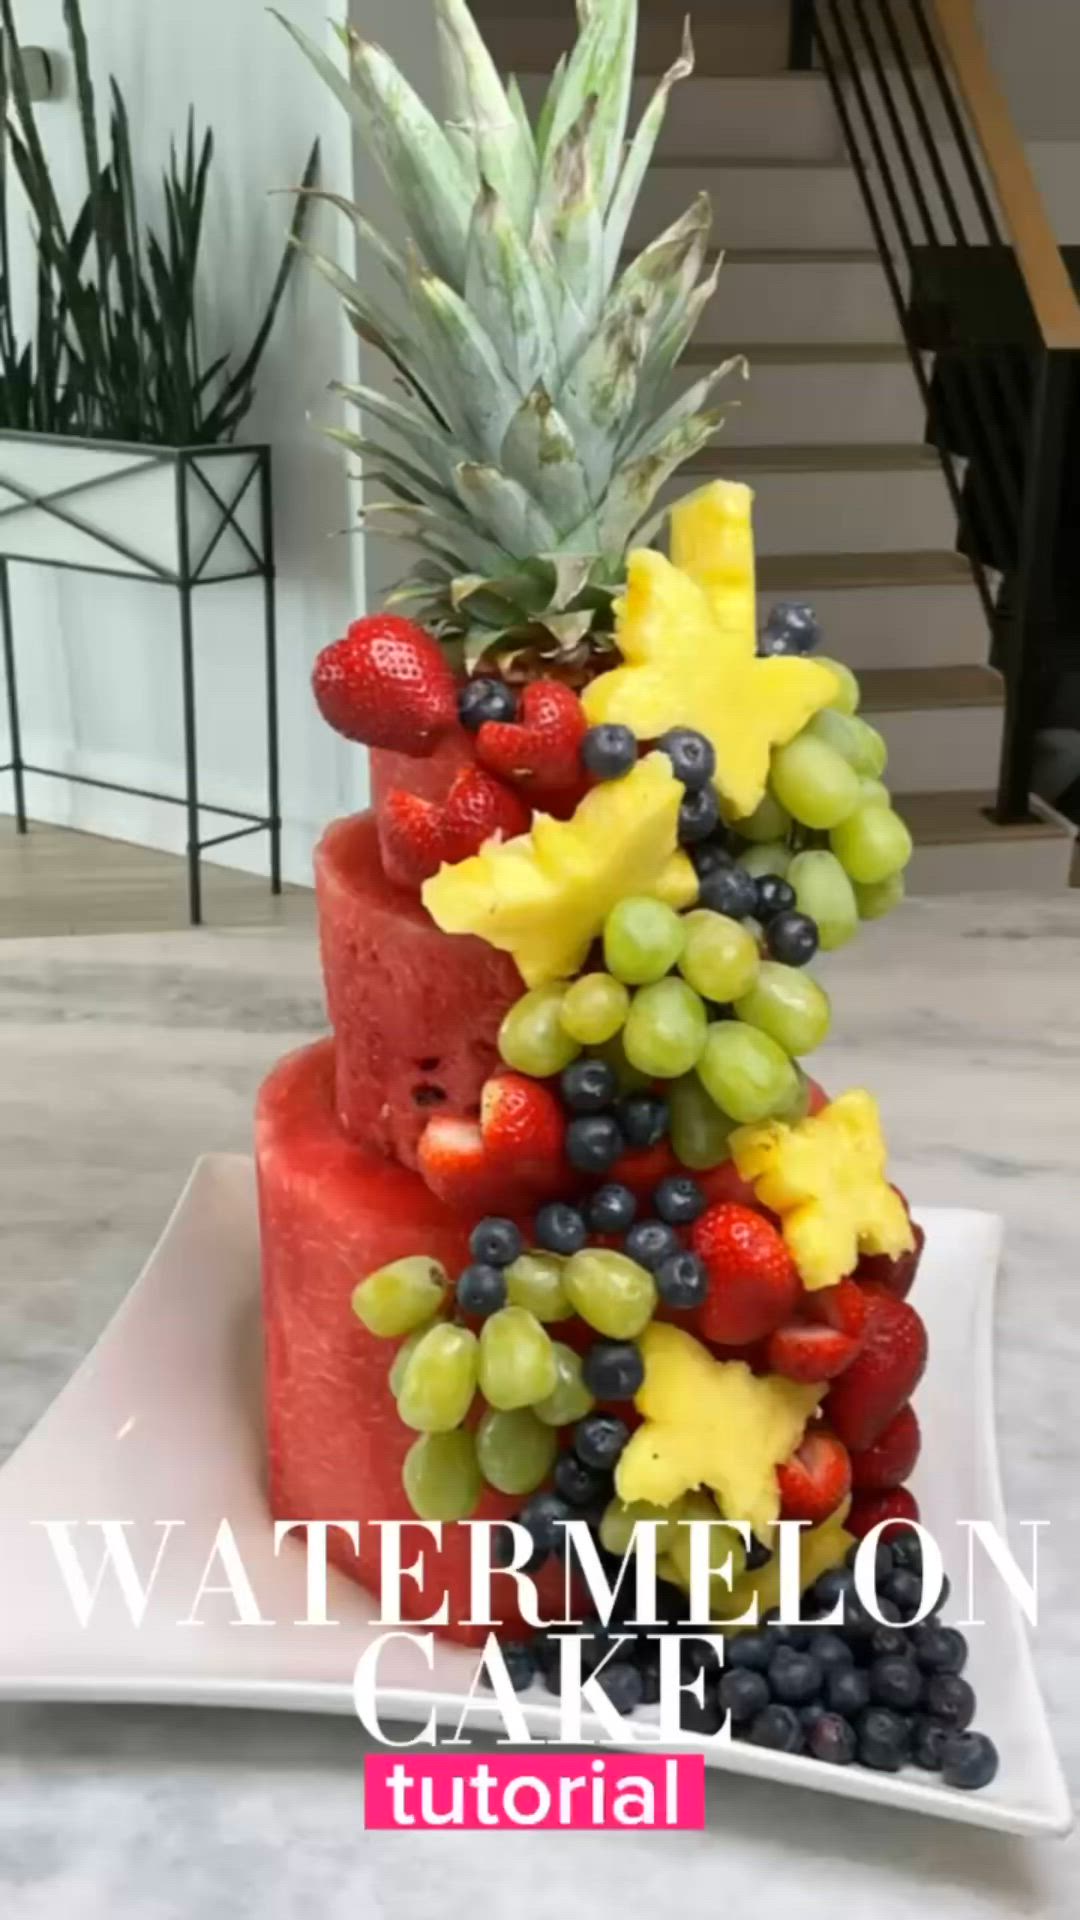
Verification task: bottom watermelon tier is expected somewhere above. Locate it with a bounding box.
[255,1037,565,1646]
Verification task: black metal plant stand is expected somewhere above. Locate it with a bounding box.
[0,437,280,925]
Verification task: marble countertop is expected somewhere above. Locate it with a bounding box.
[1,897,1078,1917]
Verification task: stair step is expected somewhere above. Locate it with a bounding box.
[629,160,872,253]
[697,443,938,475]
[695,252,899,346]
[859,665,1002,714]
[754,556,986,672]
[518,73,844,162]
[700,347,925,447]
[758,551,974,592]
[856,667,1003,793]
[472,1,791,76]
[900,792,1074,894]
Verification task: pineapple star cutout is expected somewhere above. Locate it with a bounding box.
[732,1089,916,1292]
[422,753,696,987]
[615,1322,824,1540]
[582,481,840,818]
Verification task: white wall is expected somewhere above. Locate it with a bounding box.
[0,0,373,886]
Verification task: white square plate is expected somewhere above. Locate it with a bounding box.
[0,1156,1070,1837]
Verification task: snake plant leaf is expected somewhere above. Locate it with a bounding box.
[464,184,557,394]
[499,387,596,539]
[542,0,637,218]
[454,461,559,555]
[434,0,537,237]
[410,264,520,463]
[604,18,695,281]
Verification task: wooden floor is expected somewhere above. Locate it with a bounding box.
[0,821,316,938]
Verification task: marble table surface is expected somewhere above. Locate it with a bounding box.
[1,897,1078,1918]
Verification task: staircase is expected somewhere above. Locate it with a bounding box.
[497,1,1076,891]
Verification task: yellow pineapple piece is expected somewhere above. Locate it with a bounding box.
[732,1088,915,1291]
[713,1501,854,1628]
[582,481,838,817]
[614,1321,824,1542]
[422,753,696,988]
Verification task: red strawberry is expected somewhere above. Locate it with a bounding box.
[777,1431,852,1526]
[381,788,448,886]
[764,1322,861,1383]
[313,615,457,754]
[804,1275,869,1343]
[480,1073,565,1186]
[690,1203,800,1344]
[850,1403,921,1491]
[697,1158,762,1213]
[611,1139,681,1197]
[848,1485,920,1541]
[857,1221,926,1300]
[476,679,587,801]
[824,1287,928,1452]
[806,1077,830,1116]
[417,1115,509,1215]
[381,768,530,887]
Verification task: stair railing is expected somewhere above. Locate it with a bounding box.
[792,0,1080,824]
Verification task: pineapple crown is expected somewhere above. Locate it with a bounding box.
[277,0,740,670]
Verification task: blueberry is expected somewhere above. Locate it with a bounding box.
[868,1624,911,1663]
[617,1093,670,1149]
[749,1704,805,1754]
[560,1058,619,1115]
[799,1700,829,1732]
[811,1567,856,1612]
[458,676,516,729]
[680,1637,722,1685]
[826,1666,871,1717]
[679,786,720,845]
[575,1620,618,1675]
[585,1183,638,1234]
[724,1629,771,1673]
[456,1263,507,1317]
[469,1217,523,1268]
[566,1114,625,1173]
[537,1632,566,1693]
[870,1655,924,1712]
[745,1537,773,1572]
[574,1413,630,1473]
[719,1668,770,1724]
[681,1691,725,1738]
[767,910,820,968]
[910,1714,949,1771]
[653,1175,706,1225]
[594,1659,645,1716]
[639,1657,662,1705]
[500,1640,538,1692]
[698,862,758,920]
[846,1537,895,1583]
[769,1650,823,1706]
[882,1567,925,1621]
[760,601,823,656]
[889,1528,923,1574]
[583,1339,645,1401]
[762,1614,811,1651]
[659,727,717,792]
[492,1520,547,1574]
[582,724,637,781]
[624,1219,680,1272]
[808,1711,858,1766]
[857,1706,910,1772]
[941,1730,999,1791]
[533,1201,588,1256]
[691,841,733,880]
[812,1631,855,1676]
[656,1251,709,1310]
[518,1491,572,1558]
[553,1451,608,1509]
[754,874,796,923]
[925,1674,976,1731]
[839,1592,901,1640]
[912,1623,968,1676]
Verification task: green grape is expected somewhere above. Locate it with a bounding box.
[738,840,791,880]
[402,1431,482,1522]
[591,1031,652,1094]
[478,1306,557,1411]
[727,790,792,844]
[603,896,686,986]
[858,776,891,809]
[398,1323,479,1433]
[563,1249,658,1338]
[389,1320,440,1398]
[623,977,709,1079]
[697,1021,798,1124]
[670,1072,737,1170]
[806,706,866,766]
[852,718,888,778]
[678,909,760,1003]
[667,1490,748,1590]
[734,961,831,1056]
[499,983,580,1077]
[560,972,631,1046]
[778,1065,813,1123]
[830,805,913,885]
[534,1342,595,1426]
[475,1407,558,1496]
[506,1251,571,1323]
[818,655,860,715]
[856,872,906,920]
[788,849,859,952]
[600,1496,682,1557]
[771,732,861,830]
[351,1256,448,1339]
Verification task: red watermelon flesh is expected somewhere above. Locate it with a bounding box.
[315,811,521,1167]
[256,1037,568,1646]
[370,733,475,882]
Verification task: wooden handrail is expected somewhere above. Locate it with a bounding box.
[930,0,1080,350]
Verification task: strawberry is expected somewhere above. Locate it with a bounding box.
[848,1485,920,1541]
[824,1287,928,1453]
[313,615,457,754]
[417,1072,566,1216]
[381,767,530,887]
[804,1275,869,1343]
[857,1221,926,1301]
[806,1077,830,1116]
[475,679,587,802]
[611,1139,681,1198]
[777,1431,852,1526]
[764,1322,861,1383]
[697,1158,762,1214]
[417,1115,509,1216]
[690,1202,800,1344]
[480,1073,565,1184]
[850,1403,921,1491]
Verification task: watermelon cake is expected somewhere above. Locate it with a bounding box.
[256,0,1000,1792]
